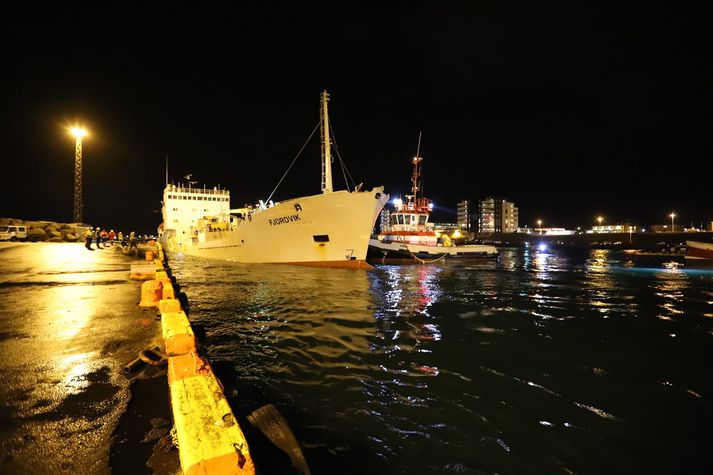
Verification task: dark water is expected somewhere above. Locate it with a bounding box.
[169,249,713,474]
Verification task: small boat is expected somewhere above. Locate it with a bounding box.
[686,240,713,260]
[367,134,497,265]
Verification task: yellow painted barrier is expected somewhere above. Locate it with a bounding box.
[159,298,182,314]
[168,353,255,474]
[139,280,163,307]
[130,263,157,280]
[161,311,196,356]
[162,282,176,300]
[154,253,256,474]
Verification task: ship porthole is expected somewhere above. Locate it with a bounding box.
[375,193,381,199]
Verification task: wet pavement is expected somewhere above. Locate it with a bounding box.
[0,242,179,474]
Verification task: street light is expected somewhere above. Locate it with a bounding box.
[537,219,542,235]
[670,212,675,233]
[70,127,88,223]
[597,216,603,232]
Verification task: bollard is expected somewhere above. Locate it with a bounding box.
[145,250,154,261]
[139,280,164,307]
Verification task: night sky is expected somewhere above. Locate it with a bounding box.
[1,4,710,234]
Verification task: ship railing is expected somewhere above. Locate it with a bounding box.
[164,185,230,195]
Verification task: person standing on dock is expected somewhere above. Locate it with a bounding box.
[108,229,115,246]
[129,231,138,251]
[84,228,94,251]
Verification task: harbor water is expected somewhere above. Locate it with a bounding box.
[169,248,713,474]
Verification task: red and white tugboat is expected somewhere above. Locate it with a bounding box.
[368,136,497,264]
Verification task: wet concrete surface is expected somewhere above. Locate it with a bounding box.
[0,242,179,474]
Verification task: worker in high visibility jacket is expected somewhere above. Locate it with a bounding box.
[84,228,94,251]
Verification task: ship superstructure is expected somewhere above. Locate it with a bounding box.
[159,183,231,246]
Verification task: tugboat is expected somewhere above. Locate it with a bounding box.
[367,135,497,265]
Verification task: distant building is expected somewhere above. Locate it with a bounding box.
[649,224,682,233]
[502,201,519,233]
[457,200,471,230]
[523,227,576,236]
[478,197,518,233]
[590,224,638,234]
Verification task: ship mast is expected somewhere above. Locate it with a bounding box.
[320,90,333,194]
[411,131,423,198]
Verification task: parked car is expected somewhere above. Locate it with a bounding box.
[0,225,27,241]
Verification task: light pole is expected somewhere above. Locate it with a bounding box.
[670,212,675,233]
[629,225,633,244]
[537,219,542,235]
[70,127,88,223]
[597,216,603,232]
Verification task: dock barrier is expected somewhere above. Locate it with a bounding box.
[148,242,256,474]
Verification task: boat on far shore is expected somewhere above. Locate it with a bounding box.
[686,240,713,260]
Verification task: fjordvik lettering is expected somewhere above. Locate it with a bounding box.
[269,214,302,226]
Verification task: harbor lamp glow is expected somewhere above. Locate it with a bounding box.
[537,219,542,235]
[670,212,675,232]
[69,127,88,224]
[597,216,603,230]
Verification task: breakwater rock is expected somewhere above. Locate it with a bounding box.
[0,217,90,242]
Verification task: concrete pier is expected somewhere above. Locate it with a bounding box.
[0,242,179,473]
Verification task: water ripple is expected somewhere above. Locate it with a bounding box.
[167,248,713,474]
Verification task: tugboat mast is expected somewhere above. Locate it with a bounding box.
[320,90,333,194]
[411,131,423,198]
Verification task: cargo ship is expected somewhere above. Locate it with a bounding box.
[158,91,389,268]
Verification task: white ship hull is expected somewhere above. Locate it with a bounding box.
[368,238,498,264]
[161,189,388,268]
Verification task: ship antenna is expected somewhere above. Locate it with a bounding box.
[165,154,169,186]
[321,90,333,194]
[415,131,422,159]
[411,131,423,198]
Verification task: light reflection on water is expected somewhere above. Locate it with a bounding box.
[169,249,713,474]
